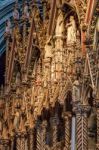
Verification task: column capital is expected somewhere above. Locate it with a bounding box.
[73,104,91,115]
[42,120,47,128]
[63,112,72,120]
[29,127,34,134]
[50,115,58,126]
[82,23,88,32]
[0,138,10,146]
[96,144,99,149]
[16,130,27,138]
[10,134,15,142]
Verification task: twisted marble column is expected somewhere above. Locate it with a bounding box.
[21,134,26,150]
[16,131,27,150]
[0,139,10,150]
[36,121,42,150]
[36,120,47,150]
[41,121,47,150]
[95,100,99,150]
[64,113,71,150]
[96,109,99,150]
[50,115,58,149]
[16,132,21,150]
[29,128,34,150]
[74,105,90,150]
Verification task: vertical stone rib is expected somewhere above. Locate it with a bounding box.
[5,37,9,84]
[24,17,35,70]
[7,35,16,83]
[48,0,57,35]
[23,22,26,47]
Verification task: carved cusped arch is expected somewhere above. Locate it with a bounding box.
[62,0,80,22]
[59,78,73,104]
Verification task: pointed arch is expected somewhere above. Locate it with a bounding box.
[59,76,73,104]
[62,1,80,25]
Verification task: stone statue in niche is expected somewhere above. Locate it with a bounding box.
[55,9,64,37]
[66,16,76,44]
[72,79,80,102]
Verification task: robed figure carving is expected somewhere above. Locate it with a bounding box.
[66,16,76,44]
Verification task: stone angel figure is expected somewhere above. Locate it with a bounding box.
[66,16,76,44]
